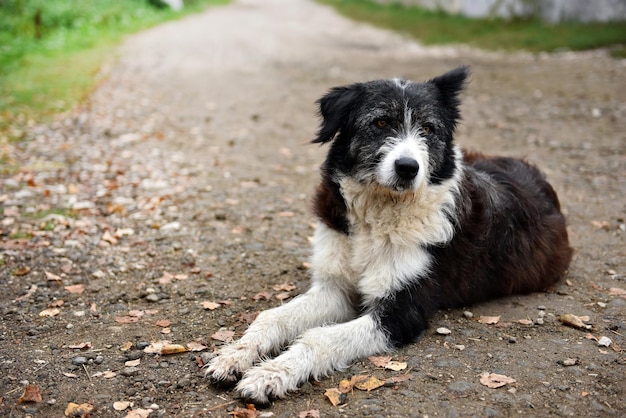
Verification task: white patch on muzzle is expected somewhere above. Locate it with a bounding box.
[376,134,428,191]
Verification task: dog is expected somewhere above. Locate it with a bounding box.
[206,66,573,404]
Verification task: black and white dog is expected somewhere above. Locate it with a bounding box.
[207,66,573,403]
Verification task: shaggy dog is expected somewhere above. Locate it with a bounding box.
[206,66,573,403]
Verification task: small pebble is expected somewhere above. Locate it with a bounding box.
[136,341,150,350]
[463,311,473,319]
[508,336,517,344]
[436,327,452,335]
[597,336,612,347]
[72,356,88,366]
[145,294,160,303]
[537,305,546,311]
[535,318,544,325]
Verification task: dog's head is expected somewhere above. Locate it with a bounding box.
[313,66,468,193]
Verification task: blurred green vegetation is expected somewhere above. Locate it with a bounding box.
[319,0,626,55]
[0,0,228,138]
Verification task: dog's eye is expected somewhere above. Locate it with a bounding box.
[375,119,388,128]
[422,124,434,134]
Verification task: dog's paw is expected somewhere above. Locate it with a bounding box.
[235,361,301,404]
[205,344,258,386]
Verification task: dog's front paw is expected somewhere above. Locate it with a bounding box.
[205,344,259,386]
[235,360,301,404]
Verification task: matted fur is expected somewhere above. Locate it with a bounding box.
[206,66,573,403]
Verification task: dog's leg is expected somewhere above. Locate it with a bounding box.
[235,313,391,403]
[206,281,355,385]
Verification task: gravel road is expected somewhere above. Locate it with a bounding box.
[1,0,625,416]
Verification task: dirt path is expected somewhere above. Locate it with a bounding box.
[1,0,625,416]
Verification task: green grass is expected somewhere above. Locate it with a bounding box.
[318,0,626,55]
[0,0,228,138]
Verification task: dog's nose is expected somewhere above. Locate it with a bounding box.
[394,157,419,180]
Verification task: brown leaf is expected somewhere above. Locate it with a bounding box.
[272,282,296,291]
[252,291,273,301]
[68,342,91,350]
[101,230,118,244]
[155,319,171,328]
[123,409,151,418]
[113,401,131,411]
[64,402,94,417]
[559,314,592,330]
[186,342,208,352]
[516,319,533,325]
[368,356,407,371]
[275,292,291,301]
[18,384,42,403]
[160,344,187,355]
[64,284,85,294]
[45,270,63,282]
[202,301,221,310]
[478,315,501,325]
[354,375,385,391]
[230,404,258,418]
[115,316,139,324]
[39,308,60,317]
[125,359,141,367]
[211,330,235,343]
[120,341,133,351]
[13,266,31,276]
[49,300,65,308]
[479,372,516,388]
[368,356,392,368]
[608,287,626,299]
[238,311,259,324]
[338,379,353,393]
[158,271,174,284]
[324,388,347,406]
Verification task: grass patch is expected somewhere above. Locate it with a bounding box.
[318,0,626,55]
[0,0,228,138]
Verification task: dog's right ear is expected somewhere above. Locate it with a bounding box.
[312,85,361,144]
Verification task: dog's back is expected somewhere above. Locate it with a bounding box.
[432,151,573,308]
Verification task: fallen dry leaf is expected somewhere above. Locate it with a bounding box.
[230,404,258,417]
[39,308,60,317]
[103,371,117,378]
[101,230,118,244]
[252,291,273,301]
[18,384,42,403]
[202,301,221,310]
[49,300,65,308]
[63,372,79,378]
[45,270,63,282]
[479,372,516,388]
[272,282,296,291]
[158,271,174,284]
[354,375,386,391]
[186,342,208,352]
[478,315,501,325]
[64,284,85,294]
[115,316,139,324]
[124,408,151,418]
[160,344,187,355]
[143,341,170,354]
[68,342,91,350]
[516,319,533,325]
[211,330,235,343]
[128,310,145,318]
[125,359,141,367]
[368,356,407,371]
[13,266,31,276]
[298,409,321,418]
[238,311,259,324]
[155,319,171,328]
[64,402,94,417]
[324,388,347,406]
[608,287,626,299]
[559,313,592,330]
[275,292,291,301]
[120,341,133,351]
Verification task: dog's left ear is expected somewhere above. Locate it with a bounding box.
[429,65,470,111]
[312,85,362,144]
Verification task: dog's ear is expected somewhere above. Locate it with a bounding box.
[312,85,362,144]
[429,66,469,110]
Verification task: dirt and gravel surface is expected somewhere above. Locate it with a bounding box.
[1,0,625,416]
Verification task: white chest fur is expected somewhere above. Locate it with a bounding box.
[311,177,459,304]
